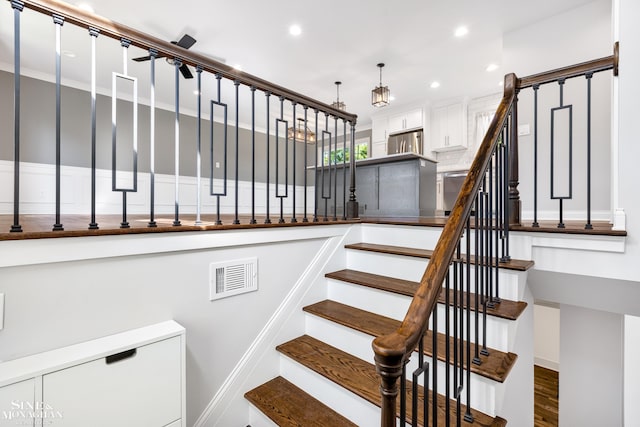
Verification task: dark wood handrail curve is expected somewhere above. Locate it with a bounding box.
[15,0,357,125]
[371,73,517,425]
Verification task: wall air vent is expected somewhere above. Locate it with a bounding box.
[209,257,258,301]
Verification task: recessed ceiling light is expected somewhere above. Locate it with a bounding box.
[289,24,302,36]
[454,26,468,38]
[498,81,504,86]
[430,81,441,89]
[77,2,94,13]
[193,90,200,95]
[389,95,396,101]
[486,63,499,72]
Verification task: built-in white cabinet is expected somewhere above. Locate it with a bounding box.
[431,102,467,152]
[388,108,423,135]
[0,321,185,427]
[436,173,443,213]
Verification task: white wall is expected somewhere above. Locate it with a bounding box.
[560,304,623,426]
[534,304,560,371]
[0,225,353,426]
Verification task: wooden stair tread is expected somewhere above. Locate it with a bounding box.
[277,335,506,427]
[326,269,527,321]
[304,300,517,383]
[345,242,534,271]
[245,376,357,427]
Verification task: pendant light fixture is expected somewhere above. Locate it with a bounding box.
[331,81,346,111]
[371,63,390,107]
[287,118,316,143]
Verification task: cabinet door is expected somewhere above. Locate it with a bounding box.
[387,114,406,134]
[371,116,388,143]
[378,163,418,213]
[43,336,182,427]
[0,379,35,427]
[446,104,464,147]
[404,109,423,130]
[356,166,379,215]
[430,106,448,150]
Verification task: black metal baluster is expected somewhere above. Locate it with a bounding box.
[412,339,429,427]
[487,156,495,308]
[348,122,357,219]
[88,27,100,229]
[555,79,566,229]
[10,0,23,233]
[147,48,157,228]
[264,92,271,224]
[333,116,338,221]
[502,123,511,262]
[303,106,309,223]
[585,73,593,230]
[313,110,319,222]
[195,66,203,225]
[494,149,502,303]
[454,243,462,426]
[233,81,240,225]
[291,103,298,223]
[342,120,347,220]
[473,197,481,366]
[112,38,137,229]
[464,217,474,422]
[481,186,490,357]
[400,359,407,426]
[432,302,438,426]
[52,14,64,231]
[172,58,182,226]
[276,97,288,224]
[211,74,227,225]
[250,86,257,224]
[445,271,451,426]
[322,113,331,221]
[532,84,540,227]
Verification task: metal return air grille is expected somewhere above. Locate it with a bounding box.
[209,258,258,301]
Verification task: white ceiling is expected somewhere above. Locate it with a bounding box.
[0,0,599,129]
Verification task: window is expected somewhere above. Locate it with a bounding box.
[321,138,369,166]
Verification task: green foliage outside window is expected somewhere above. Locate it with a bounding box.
[323,143,368,166]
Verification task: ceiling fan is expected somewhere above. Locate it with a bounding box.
[133,34,197,79]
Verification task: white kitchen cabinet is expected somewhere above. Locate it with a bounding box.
[0,321,185,427]
[436,173,443,213]
[371,115,388,144]
[431,103,467,152]
[0,379,34,427]
[388,108,423,134]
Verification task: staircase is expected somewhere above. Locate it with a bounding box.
[245,224,534,426]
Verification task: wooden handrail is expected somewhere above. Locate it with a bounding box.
[372,73,517,424]
[517,41,618,89]
[16,0,358,125]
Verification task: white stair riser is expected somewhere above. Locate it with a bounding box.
[279,356,379,426]
[327,279,513,352]
[305,314,501,416]
[345,250,526,301]
[248,406,278,427]
[360,224,443,249]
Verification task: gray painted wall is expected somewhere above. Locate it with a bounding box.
[0,71,317,184]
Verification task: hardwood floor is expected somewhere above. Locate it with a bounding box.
[534,365,559,427]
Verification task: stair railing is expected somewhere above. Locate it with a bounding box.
[373,73,517,426]
[4,0,358,233]
[373,44,619,425]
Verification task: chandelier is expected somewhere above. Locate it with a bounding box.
[287,118,316,143]
[371,63,390,107]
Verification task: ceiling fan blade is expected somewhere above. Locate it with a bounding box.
[179,63,194,79]
[175,34,196,50]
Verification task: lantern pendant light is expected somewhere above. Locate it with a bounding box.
[371,63,390,107]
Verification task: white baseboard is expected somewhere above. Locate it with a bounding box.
[534,357,559,372]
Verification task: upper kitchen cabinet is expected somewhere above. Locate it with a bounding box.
[431,102,467,152]
[388,108,423,134]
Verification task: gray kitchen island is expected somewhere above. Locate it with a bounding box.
[314,153,437,218]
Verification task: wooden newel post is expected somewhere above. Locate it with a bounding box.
[373,347,404,426]
[507,73,521,226]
